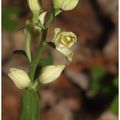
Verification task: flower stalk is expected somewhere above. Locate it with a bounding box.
[8,0,79,120]
[28,28,48,81]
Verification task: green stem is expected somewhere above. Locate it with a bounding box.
[45,10,55,28]
[110,95,118,115]
[28,29,48,81]
[28,11,55,82]
[18,108,24,120]
[18,95,25,120]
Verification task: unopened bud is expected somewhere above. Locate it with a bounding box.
[53,0,79,11]
[39,65,65,84]
[8,68,31,89]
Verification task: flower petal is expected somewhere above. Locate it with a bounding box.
[39,11,47,25]
[39,65,65,84]
[56,47,73,61]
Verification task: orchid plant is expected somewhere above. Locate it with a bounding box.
[8,0,79,120]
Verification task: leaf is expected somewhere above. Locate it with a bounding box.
[24,27,32,62]
[23,90,40,120]
[17,23,35,31]
[110,95,118,115]
[89,67,106,93]
[39,54,53,67]
[112,77,118,88]
[92,67,106,80]
[17,24,31,31]
[13,50,27,57]
[2,7,20,31]
[33,54,53,79]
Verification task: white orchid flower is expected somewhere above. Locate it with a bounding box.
[52,28,77,61]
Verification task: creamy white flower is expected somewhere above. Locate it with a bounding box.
[27,0,41,15]
[53,0,79,11]
[39,65,65,84]
[8,68,31,89]
[53,28,77,48]
[52,28,77,61]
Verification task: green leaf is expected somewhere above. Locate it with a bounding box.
[112,77,118,88]
[2,7,20,31]
[33,54,53,80]
[17,23,34,31]
[110,95,118,115]
[23,90,40,120]
[89,67,106,93]
[92,67,106,80]
[39,54,53,67]
[24,27,32,62]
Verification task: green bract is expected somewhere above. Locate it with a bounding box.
[33,11,47,31]
[24,25,31,62]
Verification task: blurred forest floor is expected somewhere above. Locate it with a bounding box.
[2,0,118,120]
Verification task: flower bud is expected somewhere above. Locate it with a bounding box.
[53,0,79,11]
[8,68,31,89]
[33,11,47,31]
[52,28,77,61]
[27,0,41,15]
[39,65,65,84]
